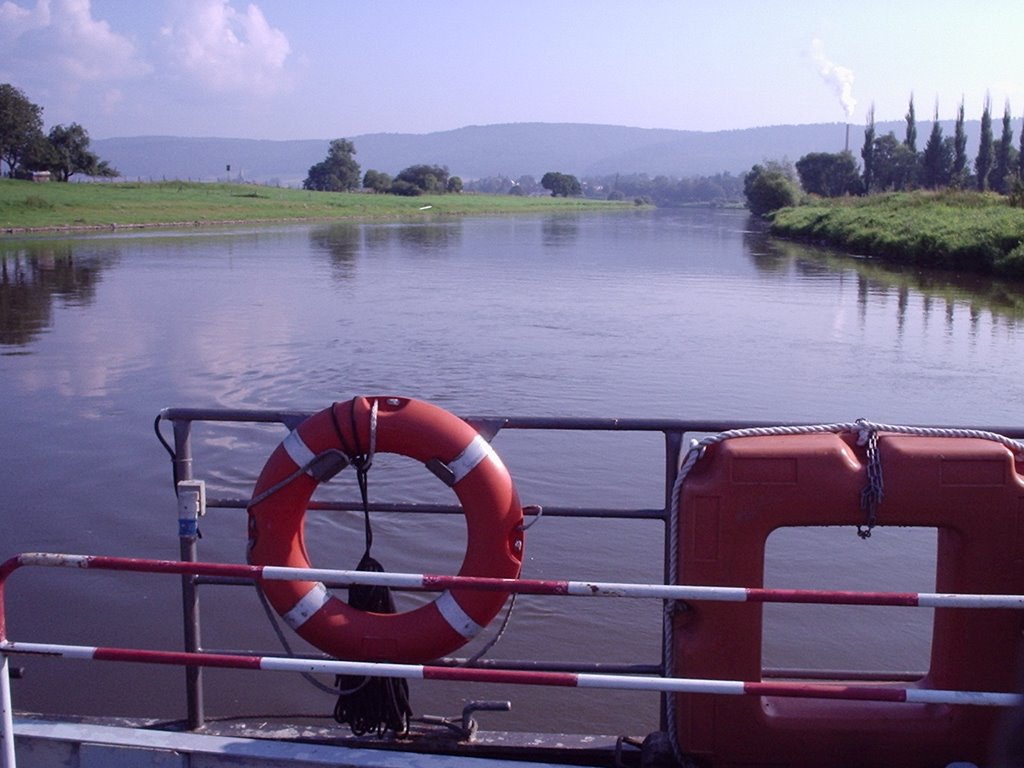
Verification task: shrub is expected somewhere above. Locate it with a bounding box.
[744,163,800,217]
[388,180,422,196]
[996,242,1024,278]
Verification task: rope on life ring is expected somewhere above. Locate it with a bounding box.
[247,396,525,663]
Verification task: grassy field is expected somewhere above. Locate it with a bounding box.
[0,179,633,232]
[770,190,1024,279]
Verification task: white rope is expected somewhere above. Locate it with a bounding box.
[669,420,1024,522]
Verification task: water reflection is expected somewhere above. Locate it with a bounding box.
[0,241,115,349]
[309,224,360,279]
[541,215,580,247]
[393,222,462,251]
[310,221,467,264]
[361,222,464,252]
[744,229,1024,330]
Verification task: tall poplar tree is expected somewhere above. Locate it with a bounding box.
[1019,114,1024,182]
[976,96,994,191]
[921,103,949,189]
[953,99,968,186]
[903,94,918,187]
[904,95,918,152]
[993,102,1014,194]
[861,104,876,194]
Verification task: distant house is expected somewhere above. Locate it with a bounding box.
[31,171,51,183]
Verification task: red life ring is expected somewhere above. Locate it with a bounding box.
[247,396,525,663]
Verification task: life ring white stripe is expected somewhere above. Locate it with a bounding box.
[282,429,316,473]
[448,435,500,484]
[282,582,330,630]
[435,590,484,639]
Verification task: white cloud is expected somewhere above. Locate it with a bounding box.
[162,0,291,96]
[51,0,150,80]
[0,0,148,82]
[0,0,50,39]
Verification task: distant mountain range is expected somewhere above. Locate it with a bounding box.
[92,120,981,187]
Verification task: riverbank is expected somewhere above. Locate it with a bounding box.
[0,179,633,232]
[769,191,1024,279]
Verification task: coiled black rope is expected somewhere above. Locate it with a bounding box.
[330,398,412,737]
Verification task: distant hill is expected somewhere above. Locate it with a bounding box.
[92,120,980,187]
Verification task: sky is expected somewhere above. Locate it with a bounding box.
[1,0,1023,141]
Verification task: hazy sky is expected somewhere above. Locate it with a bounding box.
[2,0,1022,140]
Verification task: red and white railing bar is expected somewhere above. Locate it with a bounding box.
[4,553,1024,610]
[2,640,1020,708]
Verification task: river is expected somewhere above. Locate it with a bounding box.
[2,207,1024,737]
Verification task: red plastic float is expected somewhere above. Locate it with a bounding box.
[674,431,1024,767]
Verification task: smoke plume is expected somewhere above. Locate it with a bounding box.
[810,38,856,119]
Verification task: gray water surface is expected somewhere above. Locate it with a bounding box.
[3,207,1024,735]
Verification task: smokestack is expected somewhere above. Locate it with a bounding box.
[845,123,850,153]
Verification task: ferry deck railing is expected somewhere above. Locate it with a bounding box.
[153,409,1024,730]
[157,407,745,730]
[4,550,1024,768]
[4,408,1024,767]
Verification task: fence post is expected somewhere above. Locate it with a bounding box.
[1,652,16,768]
[178,479,205,730]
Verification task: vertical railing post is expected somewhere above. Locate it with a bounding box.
[173,416,205,731]
[1,653,16,768]
[661,428,685,590]
[660,429,685,733]
[178,479,205,730]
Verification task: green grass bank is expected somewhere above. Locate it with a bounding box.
[769,191,1024,279]
[1,179,633,232]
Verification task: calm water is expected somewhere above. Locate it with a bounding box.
[3,207,1024,736]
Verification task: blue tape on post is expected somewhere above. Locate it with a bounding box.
[179,518,199,537]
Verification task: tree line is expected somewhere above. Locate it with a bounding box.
[303,139,464,195]
[861,95,1023,194]
[304,139,596,199]
[745,94,1024,216]
[460,171,742,205]
[0,83,117,181]
[305,139,743,205]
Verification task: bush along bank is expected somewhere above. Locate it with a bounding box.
[768,191,1024,280]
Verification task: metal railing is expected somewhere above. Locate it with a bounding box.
[152,409,1024,730]
[4,550,1024,766]
[6,407,1024,767]
[156,407,755,729]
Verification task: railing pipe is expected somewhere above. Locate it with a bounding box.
[156,408,1024,440]
[5,554,1024,610]
[202,497,667,520]
[1,640,1020,709]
